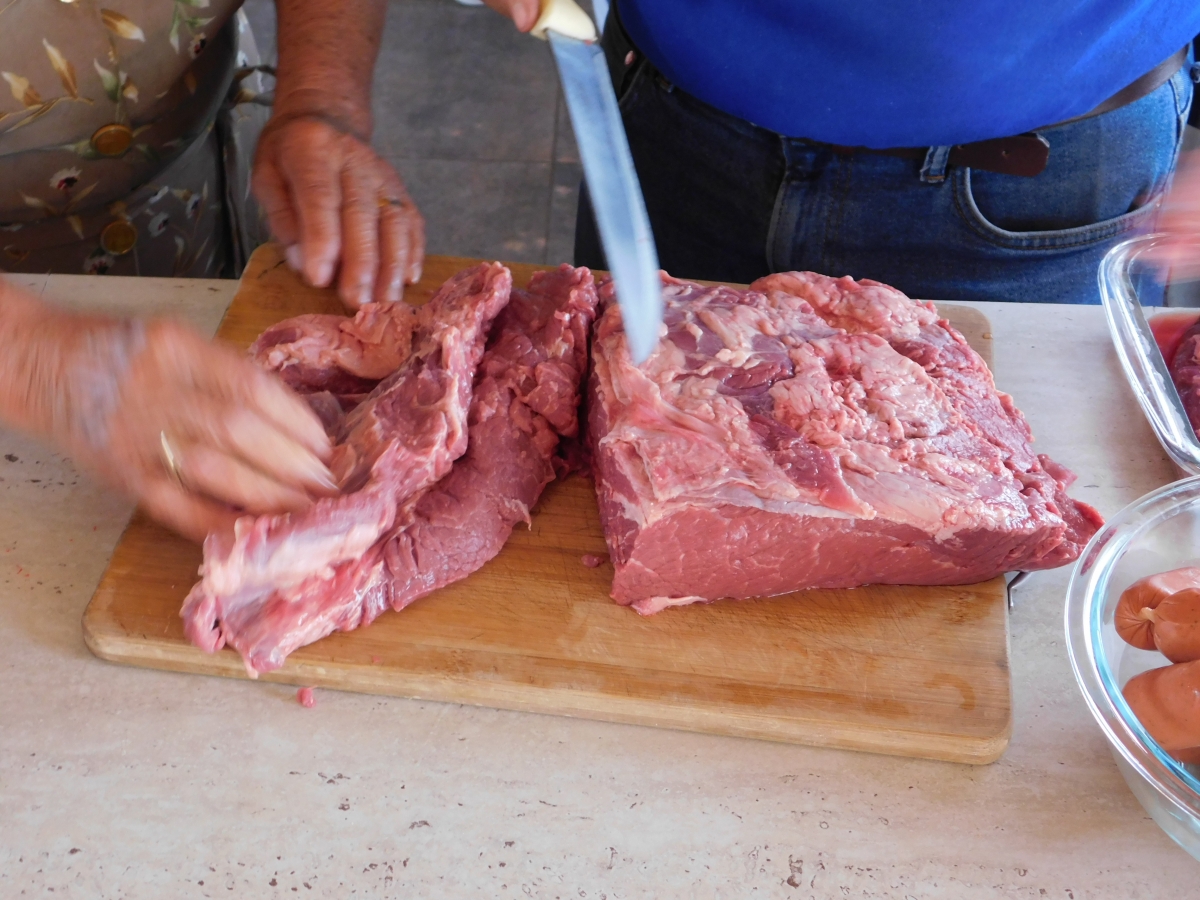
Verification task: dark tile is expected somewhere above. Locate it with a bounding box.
[545,161,582,266]
[394,158,551,263]
[371,0,559,163]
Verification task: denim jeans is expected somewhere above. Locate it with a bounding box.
[575,34,1195,305]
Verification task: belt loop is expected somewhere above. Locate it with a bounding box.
[920,146,952,184]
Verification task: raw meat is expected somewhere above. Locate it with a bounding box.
[1164,315,1200,435]
[380,265,598,612]
[181,264,597,675]
[588,271,1103,614]
[181,263,512,666]
[251,300,418,396]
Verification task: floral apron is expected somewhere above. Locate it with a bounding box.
[0,0,271,278]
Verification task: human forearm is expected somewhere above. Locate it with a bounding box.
[0,278,335,542]
[0,279,132,449]
[272,0,389,139]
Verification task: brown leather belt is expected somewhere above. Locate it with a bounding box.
[829,45,1189,178]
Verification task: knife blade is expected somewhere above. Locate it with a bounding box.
[534,1,663,364]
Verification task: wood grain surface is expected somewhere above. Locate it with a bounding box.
[83,244,1010,764]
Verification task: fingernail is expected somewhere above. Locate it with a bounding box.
[286,244,304,272]
[408,262,423,284]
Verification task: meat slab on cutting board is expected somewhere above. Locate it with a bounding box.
[589,271,1103,613]
[181,264,599,675]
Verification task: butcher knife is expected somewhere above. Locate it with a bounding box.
[532,0,663,364]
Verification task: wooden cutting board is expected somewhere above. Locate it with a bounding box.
[83,244,1011,765]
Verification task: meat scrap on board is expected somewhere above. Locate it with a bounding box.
[588,271,1103,614]
[180,264,599,676]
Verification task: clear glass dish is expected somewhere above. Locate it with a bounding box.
[1082,235,1200,857]
[1099,233,1200,476]
[1065,477,1200,860]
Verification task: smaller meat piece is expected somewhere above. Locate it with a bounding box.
[1116,567,1200,657]
[382,265,600,612]
[181,263,511,672]
[251,301,417,396]
[190,265,598,674]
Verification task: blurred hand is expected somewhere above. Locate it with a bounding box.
[480,0,541,31]
[252,116,426,310]
[1148,150,1200,279]
[57,318,336,542]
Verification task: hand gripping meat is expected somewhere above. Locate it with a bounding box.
[193,265,600,674]
[180,263,512,671]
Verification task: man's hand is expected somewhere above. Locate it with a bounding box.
[252,117,425,310]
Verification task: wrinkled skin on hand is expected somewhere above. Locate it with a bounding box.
[93,321,338,541]
[0,284,336,543]
[252,117,426,310]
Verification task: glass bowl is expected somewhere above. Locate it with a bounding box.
[1065,476,1200,861]
[1080,235,1200,857]
[1100,233,1200,476]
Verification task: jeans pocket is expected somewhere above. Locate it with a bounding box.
[953,167,1166,252]
[953,69,1188,253]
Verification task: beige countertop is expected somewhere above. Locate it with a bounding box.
[0,273,1192,898]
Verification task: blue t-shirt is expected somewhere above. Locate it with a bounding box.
[619,0,1200,148]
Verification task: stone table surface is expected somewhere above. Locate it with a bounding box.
[0,273,1192,899]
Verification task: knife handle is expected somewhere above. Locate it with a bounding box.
[531,0,598,41]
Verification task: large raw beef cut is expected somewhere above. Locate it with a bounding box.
[588,271,1103,614]
[180,264,598,675]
